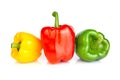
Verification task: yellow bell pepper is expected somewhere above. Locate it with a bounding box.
[11,32,42,63]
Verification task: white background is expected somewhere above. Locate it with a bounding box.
[0,0,120,80]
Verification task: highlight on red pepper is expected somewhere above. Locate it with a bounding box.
[11,32,42,63]
[75,29,110,62]
[41,11,75,64]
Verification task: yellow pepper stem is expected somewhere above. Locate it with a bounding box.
[11,43,20,50]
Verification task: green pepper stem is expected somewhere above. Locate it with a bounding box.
[11,43,20,49]
[52,11,59,28]
[91,35,103,49]
[96,37,103,45]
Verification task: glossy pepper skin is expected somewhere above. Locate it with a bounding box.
[11,32,42,63]
[41,11,75,64]
[75,29,110,62]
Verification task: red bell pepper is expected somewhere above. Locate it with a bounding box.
[41,11,75,64]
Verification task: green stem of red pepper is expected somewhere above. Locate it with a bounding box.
[52,11,59,28]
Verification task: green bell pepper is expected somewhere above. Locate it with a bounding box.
[75,29,110,62]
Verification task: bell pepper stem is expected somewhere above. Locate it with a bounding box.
[52,11,59,28]
[91,36,103,49]
[11,43,20,49]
